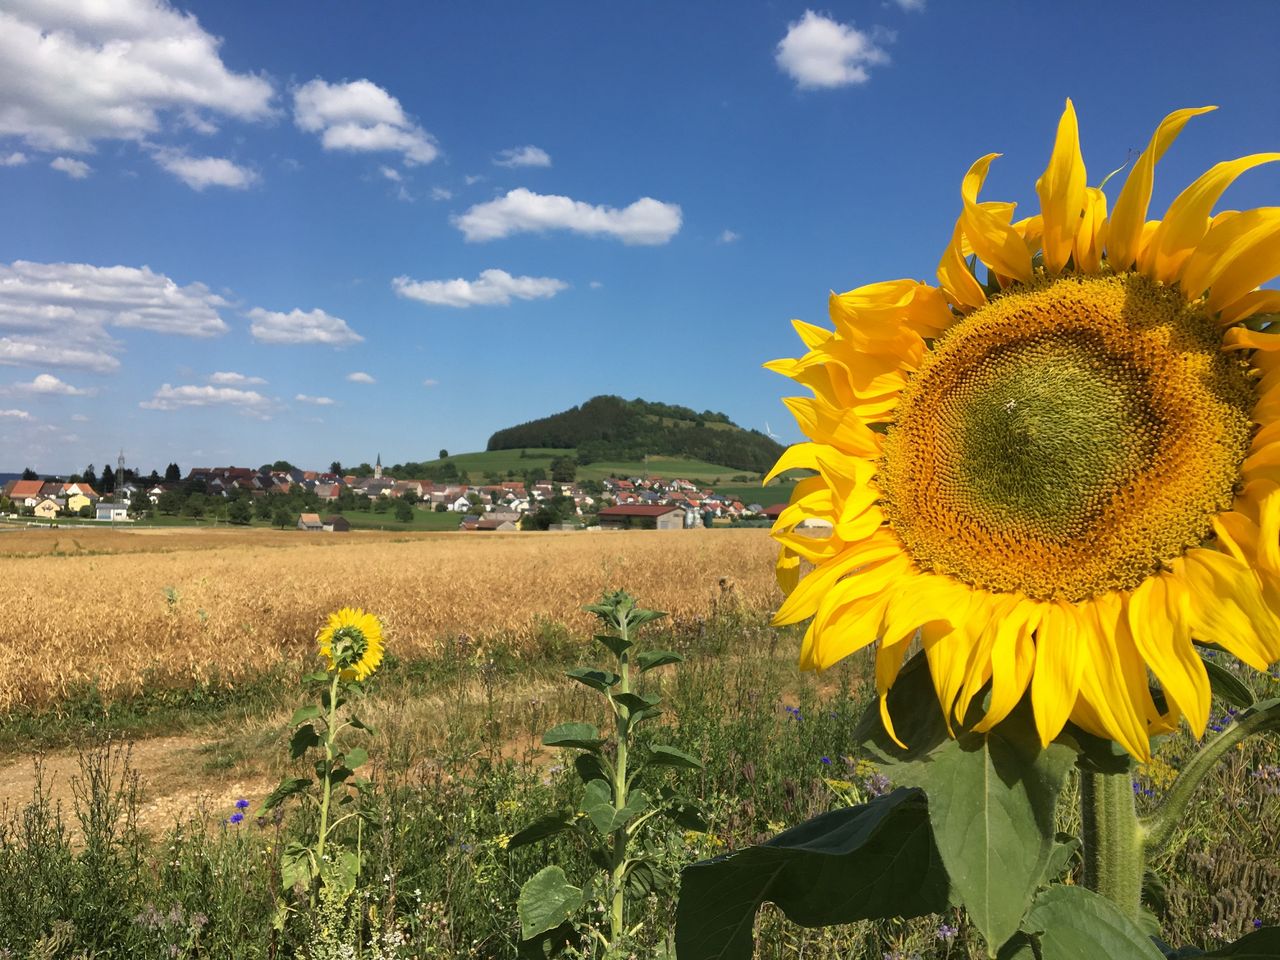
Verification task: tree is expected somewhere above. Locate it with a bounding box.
[157,490,182,515]
[83,464,97,488]
[21,467,37,480]
[79,505,94,518]
[330,461,343,475]
[129,493,151,519]
[394,499,414,523]
[254,495,274,521]
[550,456,577,483]
[100,464,116,493]
[273,506,292,529]
[228,498,252,525]
[165,463,181,483]
[270,460,295,472]
[438,448,448,459]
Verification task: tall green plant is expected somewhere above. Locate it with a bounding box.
[512,590,706,957]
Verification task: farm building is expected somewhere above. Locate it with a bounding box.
[476,516,518,532]
[297,513,324,531]
[598,504,685,530]
[96,502,129,521]
[322,515,351,532]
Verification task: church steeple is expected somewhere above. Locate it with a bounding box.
[374,453,382,480]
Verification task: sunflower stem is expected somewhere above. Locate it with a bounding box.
[1080,766,1144,921]
[312,669,340,907]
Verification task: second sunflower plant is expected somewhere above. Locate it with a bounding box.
[676,103,1280,958]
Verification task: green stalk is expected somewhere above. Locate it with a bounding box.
[610,617,631,949]
[313,670,340,904]
[1080,767,1144,921]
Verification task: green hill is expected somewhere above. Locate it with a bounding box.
[390,448,768,485]
[485,396,785,475]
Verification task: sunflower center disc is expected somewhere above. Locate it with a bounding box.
[878,273,1255,601]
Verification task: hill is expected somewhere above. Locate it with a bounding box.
[485,396,785,475]
[389,448,768,485]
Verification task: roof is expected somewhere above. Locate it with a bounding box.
[8,479,44,498]
[299,512,322,523]
[763,503,787,518]
[598,504,684,517]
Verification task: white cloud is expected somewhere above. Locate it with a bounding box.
[8,373,92,396]
[248,306,363,346]
[0,260,230,371]
[894,0,925,10]
[430,186,452,201]
[0,337,119,372]
[454,188,682,245]
[0,0,274,153]
[1,152,28,166]
[50,156,91,178]
[208,371,265,386]
[718,229,741,244]
[153,150,257,190]
[464,174,484,186]
[295,393,334,405]
[140,382,271,415]
[589,280,604,289]
[422,378,438,387]
[494,145,551,168]
[379,165,402,182]
[70,412,88,422]
[776,10,891,89]
[293,78,438,166]
[346,371,375,384]
[0,408,31,419]
[393,269,568,308]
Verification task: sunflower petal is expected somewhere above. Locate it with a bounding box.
[1128,576,1210,737]
[960,154,1033,283]
[1107,106,1216,270]
[1030,601,1085,748]
[937,219,987,310]
[1140,153,1280,282]
[1037,99,1088,274]
[1179,207,1280,310]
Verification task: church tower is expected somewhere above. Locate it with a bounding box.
[374,453,382,480]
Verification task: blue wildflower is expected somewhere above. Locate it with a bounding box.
[228,812,244,825]
[235,798,249,810]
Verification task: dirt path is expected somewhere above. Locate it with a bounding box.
[0,735,273,835]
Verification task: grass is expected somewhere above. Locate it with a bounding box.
[417,448,763,483]
[333,508,464,531]
[1,607,1277,958]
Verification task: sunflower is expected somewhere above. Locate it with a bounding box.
[317,607,384,681]
[769,101,1280,760]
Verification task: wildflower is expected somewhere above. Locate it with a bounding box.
[768,101,1280,760]
[317,607,384,681]
[820,756,832,765]
[228,812,244,825]
[235,798,249,810]
[936,923,959,941]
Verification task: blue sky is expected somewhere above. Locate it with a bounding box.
[1,0,1278,475]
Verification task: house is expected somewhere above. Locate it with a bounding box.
[8,479,45,507]
[763,503,786,520]
[322,515,351,532]
[62,483,101,513]
[33,497,64,519]
[96,502,129,522]
[598,504,686,530]
[297,513,324,531]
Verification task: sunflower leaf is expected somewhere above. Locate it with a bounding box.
[1202,659,1255,709]
[674,788,947,960]
[1024,885,1164,959]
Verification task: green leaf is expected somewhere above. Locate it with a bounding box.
[518,865,583,940]
[573,752,612,786]
[675,788,948,960]
[325,850,360,895]
[853,651,949,767]
[997,934,1038,960]
[344,746,369,769]
[291,704,321,725]
[1203,659,1256,709]
[614,692,662,715]
[508,811,580,850]
[645,744,704,771]
[636,650,684,672]
[289,724,321,760]
[912,721,1075,953]
[1025,885,1164,959]
[661,798,708,832]
[564,667,620,692]
[1060,723,1133,775]
[1199,927,1280,957]
[626,607,667,628]
[1040,834,1081,886]
[594,633,634,658]
[280,841,314,892]
[260,776,311,812]
[581,779,650,835]
[542,722,604,751]
[348,716,376,735]
[516,922,577,959]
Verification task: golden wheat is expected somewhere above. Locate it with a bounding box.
[2,528,778,711]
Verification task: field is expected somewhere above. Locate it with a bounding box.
[1,525,1277,959]
[0,526,778,712]
[418,448,765,483]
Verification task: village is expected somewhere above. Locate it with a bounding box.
[0,458,786,532]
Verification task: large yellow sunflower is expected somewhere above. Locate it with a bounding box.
[769,101,1280,761]
[317,607,384,682]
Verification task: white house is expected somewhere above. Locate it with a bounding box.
[96,503,129,521]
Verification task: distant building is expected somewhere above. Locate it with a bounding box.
[297,512,324,531]
[96,502,129,522]
[322,515,351,532]
[476,516,518,532]
[33,497,63,519]
[763,503,786,521]
[598,504,685,531]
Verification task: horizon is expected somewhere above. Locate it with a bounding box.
[3,1,1279,473]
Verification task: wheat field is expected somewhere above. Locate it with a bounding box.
[1,527,779,711]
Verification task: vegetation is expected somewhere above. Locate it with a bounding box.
[485,396,785,475]
[0,602,1276,958]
